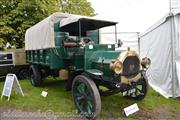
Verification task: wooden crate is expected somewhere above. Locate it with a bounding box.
[6,48,26,65]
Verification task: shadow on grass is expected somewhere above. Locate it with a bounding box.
[42,78,67,88]
[39,77,141,119]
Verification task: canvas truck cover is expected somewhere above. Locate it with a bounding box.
[25,13,117,50]
[25,12,71,50]
[60,15,117,36]
[60,15,117,32]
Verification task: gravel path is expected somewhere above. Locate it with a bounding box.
[0,107,86,120]
[1,104,179,120]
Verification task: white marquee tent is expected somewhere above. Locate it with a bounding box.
[140,11,180,98]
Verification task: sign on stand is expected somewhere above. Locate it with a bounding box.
[1,74,24,101]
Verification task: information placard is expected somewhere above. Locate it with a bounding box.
[1,74,24,101]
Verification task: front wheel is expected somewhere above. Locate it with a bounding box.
[123,77,148,100]
[72,75,101,119]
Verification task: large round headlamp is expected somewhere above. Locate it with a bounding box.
[110,60,123,74]
[141,57,151,69]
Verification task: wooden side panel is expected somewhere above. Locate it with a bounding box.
[6,49,26,65]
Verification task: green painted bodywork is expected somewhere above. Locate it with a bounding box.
[26,21,120,77]
[84,45,120,76]
[26,47,84,69]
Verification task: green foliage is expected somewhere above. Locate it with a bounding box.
[0,38,5,49]
[60,0,95,16]
[0,0,59,48]
[0,0,95,48]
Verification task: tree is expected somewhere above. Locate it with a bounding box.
[0,0,59,49]
[0,0,95,49]
[60,0,95,16]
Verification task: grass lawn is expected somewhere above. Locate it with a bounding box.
[0,77,180,120]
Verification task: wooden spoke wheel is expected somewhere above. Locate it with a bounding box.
[124,77,148,100]
[72,75,101,119]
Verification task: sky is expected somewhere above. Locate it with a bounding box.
[89,0,170,32]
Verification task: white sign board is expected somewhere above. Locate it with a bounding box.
[123,103,139,116]
[41,91,48,97]
[1,74,24,101]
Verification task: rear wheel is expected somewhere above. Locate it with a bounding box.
[123,77,148,100]
[72,75,101,119]
[29,65,42,86]
[18,68,29,80]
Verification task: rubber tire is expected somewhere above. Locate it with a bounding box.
[124,77,148,100]
[18,68,29,80]
[29,65,42,86]
[72,75,101,119]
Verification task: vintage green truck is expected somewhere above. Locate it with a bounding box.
[25,13,150,119]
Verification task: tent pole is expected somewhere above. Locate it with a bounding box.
[115,25,117,43]
[170,13,176,98]
[169,0,171,12]
[137,32,140,54]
